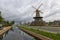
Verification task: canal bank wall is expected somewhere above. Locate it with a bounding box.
[19,27,53,40]
[0,26,12,36]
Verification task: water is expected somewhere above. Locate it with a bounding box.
[1,26,36,40]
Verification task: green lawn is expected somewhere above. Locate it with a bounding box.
[18,25,60,40]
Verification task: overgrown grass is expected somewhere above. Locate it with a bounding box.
[18,25,60,40]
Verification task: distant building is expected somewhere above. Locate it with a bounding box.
[48,20,60,26]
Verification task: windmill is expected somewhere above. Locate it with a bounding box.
[30,3,45,26]
[32,3,43,17]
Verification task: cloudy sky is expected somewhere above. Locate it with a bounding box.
[0,0,60,22]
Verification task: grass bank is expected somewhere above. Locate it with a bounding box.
[18,25,60,40]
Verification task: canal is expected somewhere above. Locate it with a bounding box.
[1,26,36,40]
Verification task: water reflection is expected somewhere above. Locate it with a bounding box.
[0,26,36,40]
[0,35,3,40]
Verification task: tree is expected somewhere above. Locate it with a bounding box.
[3,21,15,26]
[0,11,15,26]
[0,11,3,23]
[9,21,14,26]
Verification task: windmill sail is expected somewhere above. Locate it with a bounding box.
[37,3,43,9]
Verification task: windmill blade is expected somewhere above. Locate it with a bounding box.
[40,11,43,13]
[37,3,43,9]
[32,11,35,14]
[39,10,43,13]
[44,12,58,18]
[32,6,37,9]
[30,11,36,17]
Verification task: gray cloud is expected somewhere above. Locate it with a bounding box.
[0,0,60,22]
